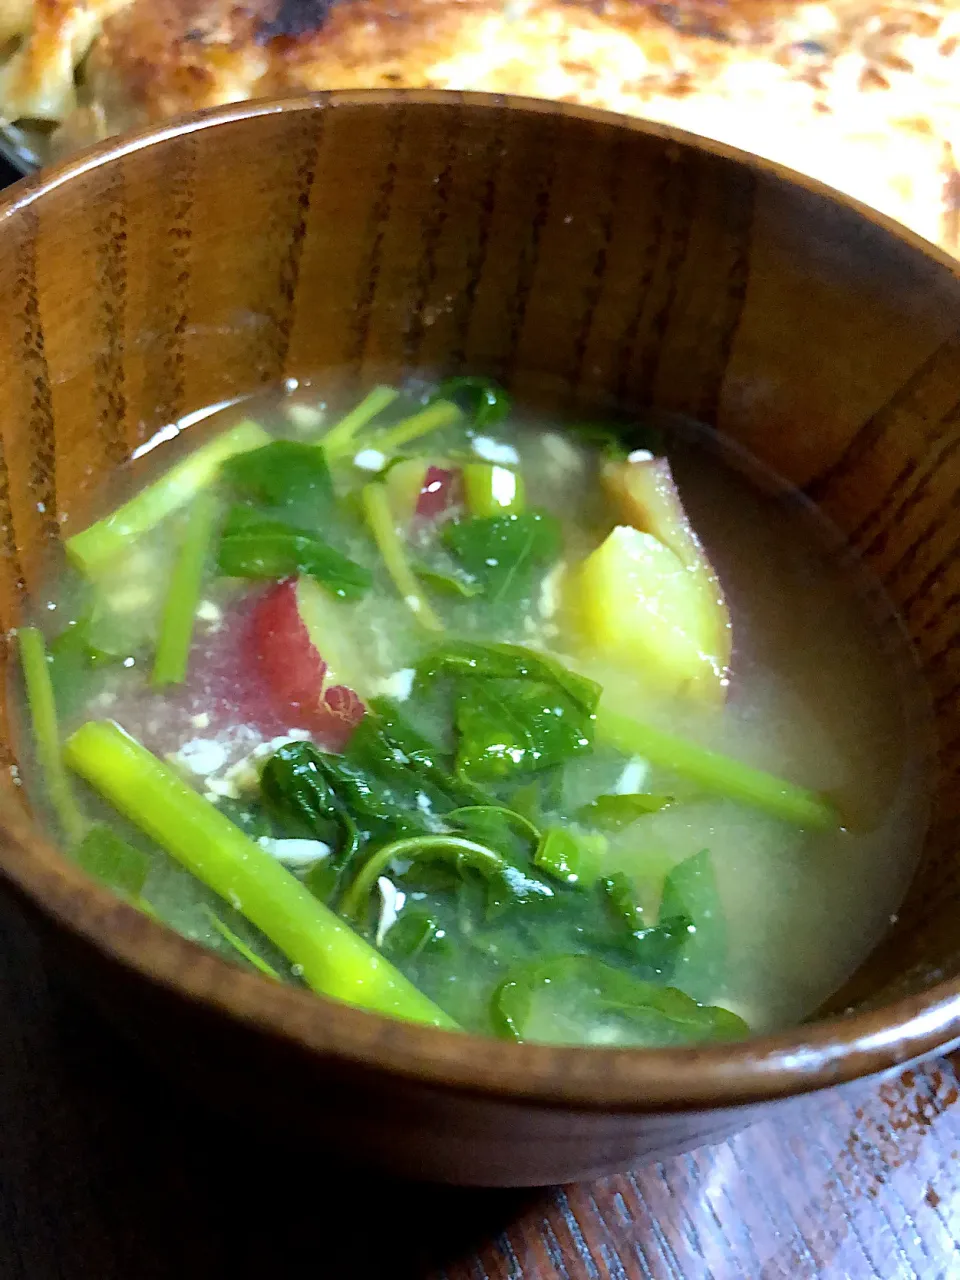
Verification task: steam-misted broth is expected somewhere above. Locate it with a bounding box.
[13,377,930,1045]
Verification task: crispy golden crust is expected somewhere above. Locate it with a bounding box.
[1,0,959,258]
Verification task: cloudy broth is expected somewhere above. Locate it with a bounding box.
[11,376,930,1044]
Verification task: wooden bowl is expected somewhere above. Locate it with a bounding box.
[0,92,959,1187]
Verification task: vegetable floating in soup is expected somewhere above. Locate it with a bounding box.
[13,377,929,1047]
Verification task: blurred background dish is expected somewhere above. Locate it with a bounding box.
[0,0,958,255]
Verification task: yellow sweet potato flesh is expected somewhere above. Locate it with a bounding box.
[567,525,726,700]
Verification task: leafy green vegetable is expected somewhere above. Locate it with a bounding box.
[259,742,359,857]
[577,793,672,830]
[414,564,483,598]
[443,511,561,607]
[339,833,554,924]
[594,705,839,830]
[509,773,565,826]
[658,848,726,1003]
[74,823,149,897]
[431,376,511,429]
[565,424,626,458]
[152,494,219,687]
[221,440,335,519]
[18,626,85,842]
[381,909,452,961]
[535,826,606,886]
[454,678,594,780]
[303,858,340,903]
[448,805,540,852]
[47,618,118,718]
[492,954,747,1046]
[217,505,372,599]
[263,732,451,854]
[367,698,491,808]
[63,721,456,1029]
[66,419,270,576]
[600,872,690,976]
[600,870,645,932]
[417,641,601,713]
[565,420,664,460]
[204,907,281,980]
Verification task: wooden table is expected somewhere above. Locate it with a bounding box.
[1,883,957,1280]
[0,156,957,1280]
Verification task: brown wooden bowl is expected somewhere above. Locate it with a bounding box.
[0,91,959,1187]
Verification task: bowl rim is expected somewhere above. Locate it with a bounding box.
[2,87,959,1112]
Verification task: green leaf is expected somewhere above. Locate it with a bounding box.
[454,678,594,780]
[443,511,561,607]
[74,823,150,897]
[311,723,453,840]
[431,376,511,429]
[601,872,690,977]
[601,870,646,932]
[509,772,565,826]
[217,505,372,599]
[303,858,340,903]
[381,908,452,961]
[492,954,747,1046]
[577,793,673,830]
[414,564,483,598]
[534,826,606,886]
[339,833,554,923]
[447,805,540,860]
[259,742,359,857]
[221,440,335,522]
[47,619,115,719]
[658,849,726,1003]
[417,641,601,713]
[365,699,492,809]
[566,420,665,459]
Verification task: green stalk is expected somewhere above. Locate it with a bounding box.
[204,908,281,981]
[63,721,457,1029]
[320,386,399,460]
[17,627,84,843]
[370,399,463,454]
[463,463,525,517]
[594,705,839,830]
[151,495,219,687]
[361,483,443,631]
[66,419,270,577]
[341,834,507,922]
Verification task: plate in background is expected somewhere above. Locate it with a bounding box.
[0,122,44,174]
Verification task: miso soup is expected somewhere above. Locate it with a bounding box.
[12,376,930,1047]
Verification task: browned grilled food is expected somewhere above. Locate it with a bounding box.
[1,0,959,255]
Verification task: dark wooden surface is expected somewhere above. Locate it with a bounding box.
[3,879,960,1279]
[1,151,958,1279]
